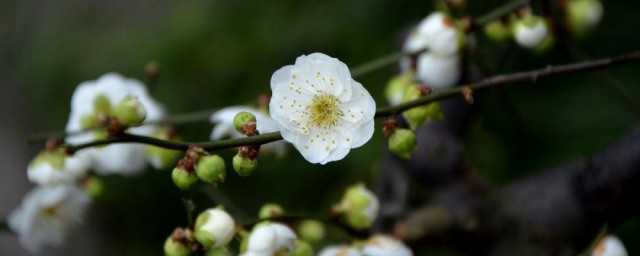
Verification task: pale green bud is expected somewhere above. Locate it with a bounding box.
[512,14,550,49]
[196,155,226,186]
[79,113,100,129]
[335,183,380,230]
[258,203,284,219]
[426,102,444,120]
[113,95,147,127]
[93,94,112,114]
[194,207,236,249]
[385,70,416,106]
[566,0,603,36]
[31,149,65,170]
[164,235,190,256]
[84,176,105,199]
[298,220,325,242]
[172,166,198,190]
[233,111,256,134]
[389,128,417,159]
[292,240,314,256]
[146,127,183,169]
[233,154,257,177]
[402,86,430,130]
[484,20,512,42]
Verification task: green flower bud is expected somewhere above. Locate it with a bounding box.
[402,86,430,130]
[84,176,105,199]
[196,155,226,186]
[80,113,101,129]
[194,207,236,249]
[566,0,603,36]
[146,127,183,169]
[385,70,416,106]
[334,183,380,230]
[164,235,190,256]
[389,128,418,159]
[484,20,512,42]
[113,95,147,127]
[93,94,112,114]
[292,240,314,256]
[233,111,256,134]
[298,220,325,242]
[172,166,198,190]
[258,203,284,219]
[233,154,257,177]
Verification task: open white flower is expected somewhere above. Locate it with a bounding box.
[318,245,363,256]
[8,185,91,253]
[242,223,297,256]
[27,149,90,187]
[269,53,376,164]
[65,73,166,175]
[210,106,287,157]
[362,234,413,256]
[593,235,628,256]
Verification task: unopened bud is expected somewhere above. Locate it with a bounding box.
[292,240,314,256]
[484,20,512,42]
[385,70,416,106]
[114,95,147,127]
[566,0,603,36]
[298,220,325,242]
[84,176,104,199]
[389,129,417,159]
[194,207,236,249]
[233,111,257,135]
[172,166,198,190]
[333,183,380,230]
[426,102,444,120]
[512,13,550,49]
[164,229,190,256]
[233,153,257,177]
[146,128,183,169]
[93,94,112,114]
[196,155,226,186]
[259,203,285,219]
[402,85,431,130]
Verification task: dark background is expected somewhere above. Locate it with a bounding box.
[0,0,639,255]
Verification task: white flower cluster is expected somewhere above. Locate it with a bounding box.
[318,235,413,256]
[402,12,464,90]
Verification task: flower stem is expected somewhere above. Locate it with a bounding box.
[64,51,640,154]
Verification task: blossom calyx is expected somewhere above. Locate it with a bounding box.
[196,155,226,186]
[389,129,418,159]
[113,95,147,127]
[333,183,380,230]
[194,207,236,249]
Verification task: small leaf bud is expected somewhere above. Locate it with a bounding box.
[258,203,285,219]
[389,129,418,159]
[298,220,325,242]
[113,95,147,127]
[233,153,257,177]
[196,155,226,186]
[172,166,198,190]
[233,111,257,136]
[194,207,236,249]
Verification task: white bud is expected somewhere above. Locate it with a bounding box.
[415,53,461,89]
[334,183,380,230]
[242,223,297,256]
[513,16,550,49]
[593,235,628,256]
[362,234,413,256]
[194,208,236,249]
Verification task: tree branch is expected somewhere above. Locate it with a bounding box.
[64,50,640,154]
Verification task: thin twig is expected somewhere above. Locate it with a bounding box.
[64,51,640,154]
[474,0,530,27]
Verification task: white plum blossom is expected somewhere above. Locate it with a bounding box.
[513,18,550,49]
[318,245,363,256]
[593,235,628,256]
[402,12,463,89]
[210,106,287,157]
[194,208,236,249]
[27,150,90,187]
[8,185,91,253]
[242,223,297,256]
[65,73,166,175]
[269,53,376,164]
[362,234,413,256]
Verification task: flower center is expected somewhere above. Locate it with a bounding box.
[309,94,341,128]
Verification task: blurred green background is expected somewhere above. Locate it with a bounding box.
[1,0,639,255]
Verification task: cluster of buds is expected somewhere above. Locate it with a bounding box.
[232,112,261,176]
[172,146,226,190]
